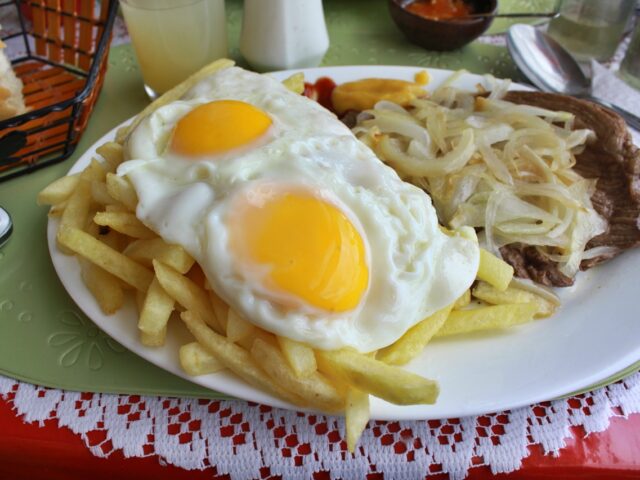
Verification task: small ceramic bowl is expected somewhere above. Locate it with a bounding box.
[388,0,497,51]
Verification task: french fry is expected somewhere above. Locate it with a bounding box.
[345,387,369,453]
[477,248,514,291]
[57,179,92,254]
[105,203,130,213]
[138,277,175,340]
[316,349,439,405]
[472,281,557,318]
[97,228,129,252]
[80,260,124,314]
[282,72,305,94]
[153,260,222,333]
[91,180,118,206]
[179,341,224,375]
[226,309,255,343]
[56,160,106,240]
[277,336,317,378]
[59,178,92,232]
[57,226,154,292]
[124,238,195,274]
[94,211,157,239]
[106,173,138,211]
[116,58,235,143]
[135,288,146,314]
[81,157,107,182]
[435,303,538,337]
[208,289,229,331]
[376,304,453,366]
[48,201,67,218]
[141,327,167,347]
[181,310,303,406]
[250,338,344,412]
[454,289,471,309]
[236,325,274,352]
[115,126,129,144]
[137,289,169,346]
[37,173,79,205]
[96,141,124,172]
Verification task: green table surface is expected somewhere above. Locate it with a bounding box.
[0,0,633,402]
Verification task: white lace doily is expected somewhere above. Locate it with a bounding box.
[2,372,640,479]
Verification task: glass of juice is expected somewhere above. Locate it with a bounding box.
[119,0,228,99]
[547,0,636,62]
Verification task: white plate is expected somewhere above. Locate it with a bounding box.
[48,66,640,420]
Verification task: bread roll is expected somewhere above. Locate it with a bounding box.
[0,37,27,121]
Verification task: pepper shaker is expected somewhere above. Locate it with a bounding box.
[240,0,330,71]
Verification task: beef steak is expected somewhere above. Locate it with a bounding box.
[500,91,640,286]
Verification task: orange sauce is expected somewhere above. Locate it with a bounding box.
[406,0,472,20]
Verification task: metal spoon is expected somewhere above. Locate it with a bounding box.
[506,24,640,131]
[447,12,558,20]
[0,206,12,248]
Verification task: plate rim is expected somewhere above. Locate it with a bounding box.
[48,65,640,420]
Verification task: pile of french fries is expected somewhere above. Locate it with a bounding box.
[37,59,559,451]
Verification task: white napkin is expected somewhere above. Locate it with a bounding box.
[592,61,640,117]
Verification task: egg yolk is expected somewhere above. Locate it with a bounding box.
[171,100,272,156]
[230,191,369,312]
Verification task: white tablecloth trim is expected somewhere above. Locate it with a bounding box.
[1,372,639,479]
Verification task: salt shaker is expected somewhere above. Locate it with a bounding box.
[240,0,330,72]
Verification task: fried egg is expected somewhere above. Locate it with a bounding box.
[118,66,479,352]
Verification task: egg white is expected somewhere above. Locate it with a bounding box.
[118,66,479,352]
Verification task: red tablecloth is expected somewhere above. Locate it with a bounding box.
[2,395,639,480]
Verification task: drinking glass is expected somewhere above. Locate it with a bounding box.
[620,21,640,91]
[120,0,228,99]
[547,0,636,62]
